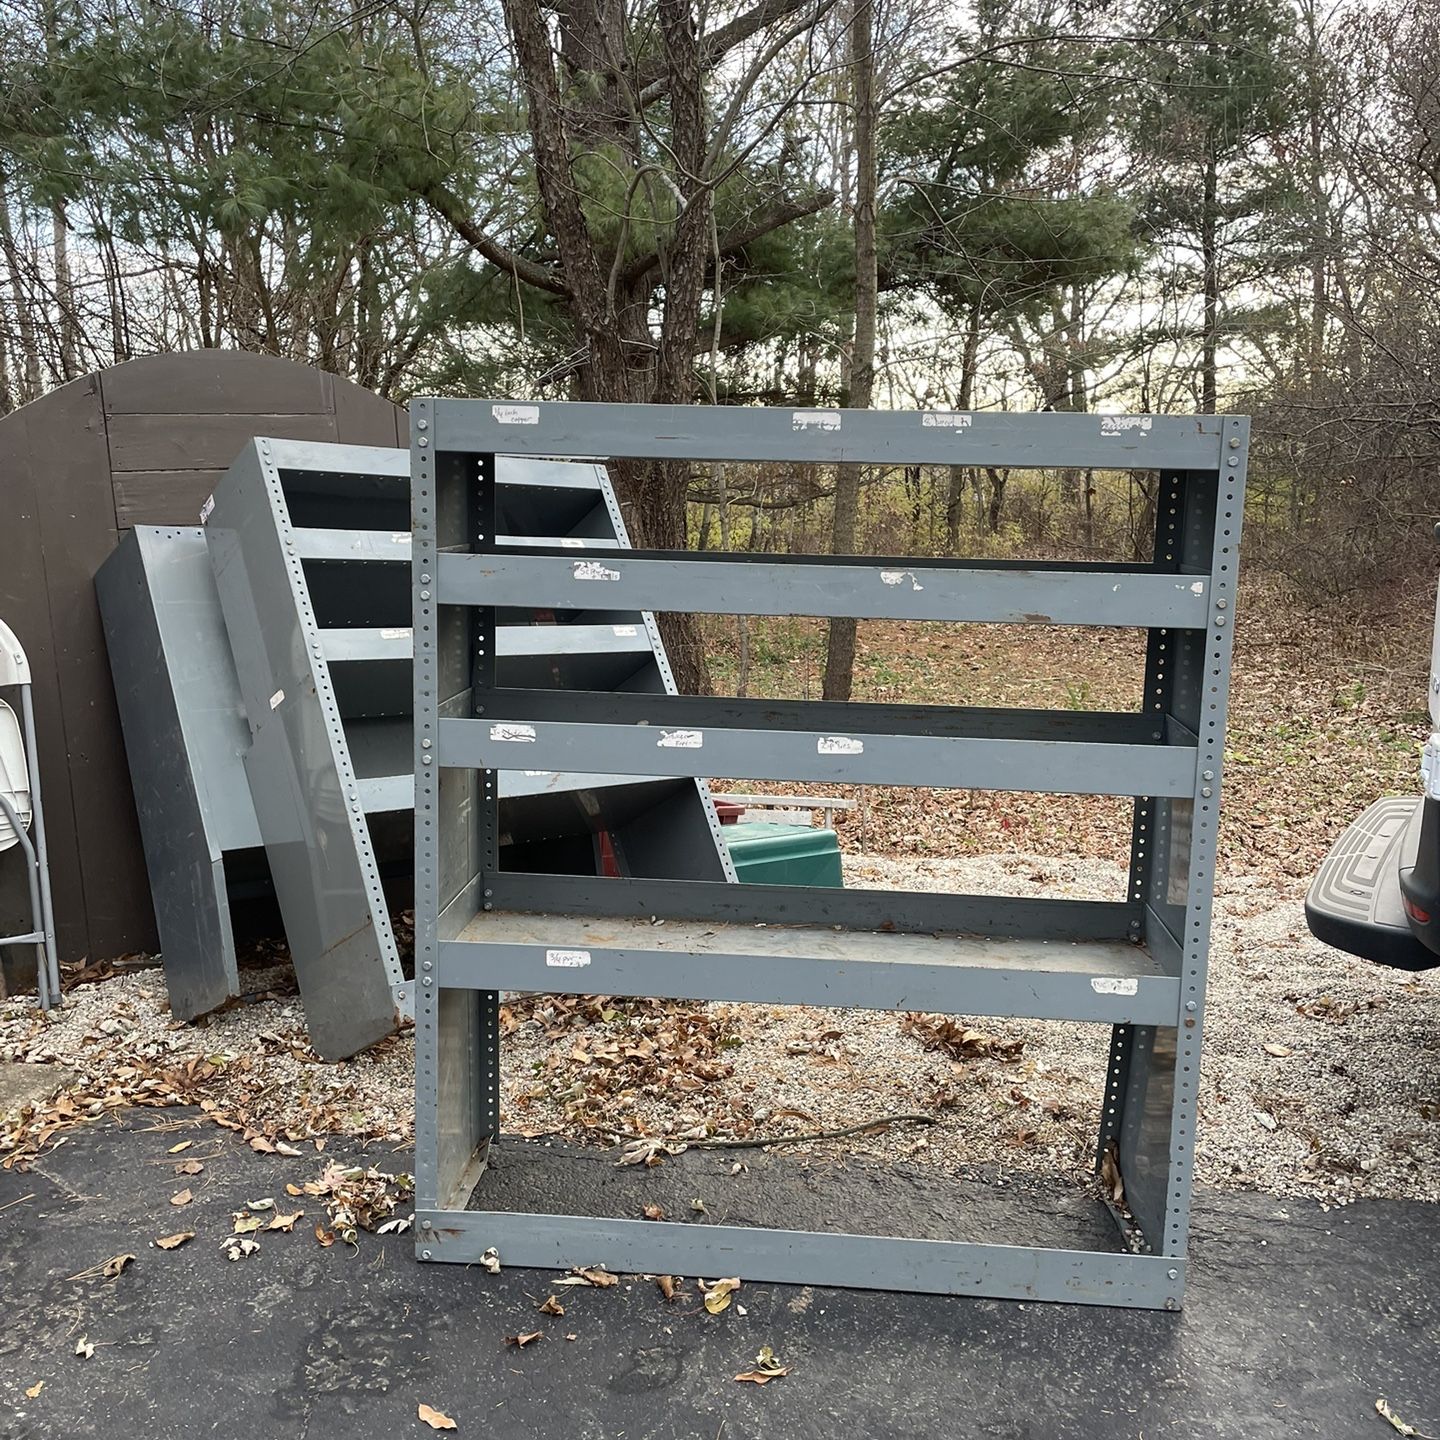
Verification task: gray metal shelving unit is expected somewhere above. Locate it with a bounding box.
[412,400,1248,1309]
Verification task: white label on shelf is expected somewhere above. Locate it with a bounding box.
[268,689,285,710]
[793,409,841,431]
[390,531,410,546]
[489,723,537,743]
[879,569,925,591]
[922,412,972,429]
[492,404,539,425]
[658,729,703,749]
[573,560,620,582]
[199,494,215,524]
[1091,976,1139,996]
[1099,416,1152,437]
[818,736,864,755]
[560,536,585,548]
[546,948,591,968]
[613,624,639,637]
[380,627,411,640]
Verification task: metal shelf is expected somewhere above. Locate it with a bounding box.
[438,550,1212,626]
[438,909,1176,1024]
[439,711,1195,796]
[412,399,1249,1309]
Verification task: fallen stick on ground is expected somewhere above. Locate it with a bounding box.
[686,1112,937,1150]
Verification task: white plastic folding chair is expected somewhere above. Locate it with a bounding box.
[0,620,60,1008]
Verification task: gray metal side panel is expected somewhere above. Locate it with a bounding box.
[94,528,247,1019]
[205,442,401,1060]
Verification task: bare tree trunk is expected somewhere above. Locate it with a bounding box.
[0,318,14,415]
[52,201,78,379]
[1200,125,1219,413]
[986,467,1007,533]
[0,176,41,402]
[1302,0,1327,387]
[822,0,876,703]
[945,298,982,552]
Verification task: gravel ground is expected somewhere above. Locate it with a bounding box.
[5,852,1439,1207]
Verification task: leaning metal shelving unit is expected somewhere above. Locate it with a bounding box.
[203,436,730,1060]
[412,400,1248,1309]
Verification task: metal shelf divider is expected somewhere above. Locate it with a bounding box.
[412,400,1248,1309]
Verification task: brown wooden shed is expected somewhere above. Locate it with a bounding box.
[0,351,402,979]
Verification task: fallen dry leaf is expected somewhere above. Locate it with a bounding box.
[1263,1042,1294,1058]
[167,1141,192,1155]
[505,1331,543,1348]
[562,1266,618,1288]
[537,1295,565,1317]
[221,1236,260,1261]
[274,1142,303,1158]
[285,1184,304,1197]
[102,1254,135,1279]
[74,1337,94,1359]
[169,1188,193,1207]
[176,1160,203,1177]
[418,1402,457,1431]
[24,1381,43,1399]
[703,1277,741,1315]
[314,1223,335,1248]
[657,1275,679,1302]
[642,1204,665,1221]
[901,1014,1023,1063]
[154,1232,194,1251]
[1099,1141,1125,1206]
[267,1210,303,1233]
[231,1213,264,1235]
[1376,1398,1435,1438]
[480,1247,500,1275]
[1254,1111,1279,1132]
[249,1136,277,1154]
[734,1344,790,1384]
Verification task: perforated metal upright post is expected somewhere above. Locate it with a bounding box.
[413,401,1248,1308]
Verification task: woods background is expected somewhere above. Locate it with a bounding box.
[1,0,1436,694]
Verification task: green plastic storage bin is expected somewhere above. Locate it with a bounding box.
[721,821,843,888]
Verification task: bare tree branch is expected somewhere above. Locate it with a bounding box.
[420,181,570,297]
[637,0,818,102]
